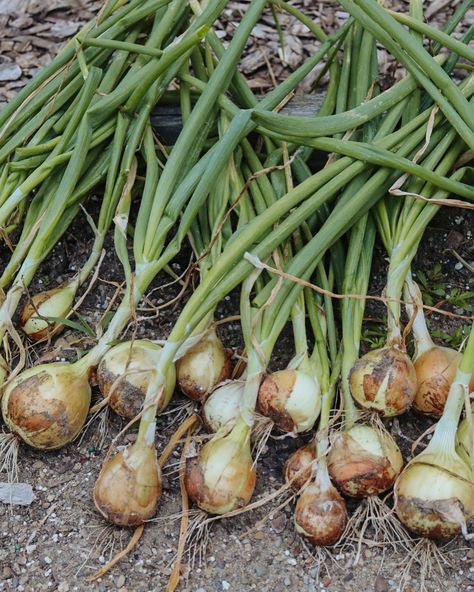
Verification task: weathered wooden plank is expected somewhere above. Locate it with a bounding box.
[151,92,325,144]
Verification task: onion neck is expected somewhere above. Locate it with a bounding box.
[404,272,434,359]
[427,324,474,457]
[241,349,266,428]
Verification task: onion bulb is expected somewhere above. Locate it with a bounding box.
[20,281,76,341]
[413,347,474,416]
[201,380,244,433]
[94,442,161,526]
[349,345,416,416]
[176,327,231,401]
[395,448,474,539]
[257,369,321,433]
[284,441,316,492]
[97,340,176,419]
[327,423,403,497]
[294,464,347,546]
[185,418,255,514]
[1,362,90,449]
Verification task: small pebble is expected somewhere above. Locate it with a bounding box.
[116,574,125,588]
[374,575,389,592]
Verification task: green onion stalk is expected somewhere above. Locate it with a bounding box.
[395,322,474,540]
[90,92,460,525]
[348,87,474,418]
[0,0,256,458]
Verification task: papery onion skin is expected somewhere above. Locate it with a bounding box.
[184,422,256,515]
[294,480,347,546]
[413,347,461,416]
[327,424,403,497]
[284,441,316,492]
[177,328,231,401]
[20,282,76,341]
[0,355,7,386]
[257,369,321,433]
[1,363,90,449]
[94,443,161,526]
[201,380,244,433]
[349,346,416,417]
[395,460,474,539]
[97,340,176,419]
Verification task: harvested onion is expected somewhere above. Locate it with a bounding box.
[1,362,90,449]
[257,369,321,432]
[284,440,316,492]
[185,417,255,514]
[97,340,176,419]
[201,380,244,432]
[94,441,161,526]
[20,281,76,341]
[327,423,403,497]
[294,463,347,546]
[349,345,416,416]
[176,327,231,401]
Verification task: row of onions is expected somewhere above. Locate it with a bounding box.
[0,0,473,575]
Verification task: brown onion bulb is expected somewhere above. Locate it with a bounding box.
[257,369,321,433]
[327,424,403,497]
[395,450,474,539]
[97,340,176,419]
[20,281,76,341]
[413,346,461,416]
[284,441,316,492]
[294,467,347,546]
[1,362,90,449]
[177,327,231,401]
[349,346,416,416]
[185,419,255,515]
[94,442,161,526]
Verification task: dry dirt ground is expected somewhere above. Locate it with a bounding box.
[1,1,474,591]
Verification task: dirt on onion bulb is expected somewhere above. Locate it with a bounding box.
[294,465,347,546]
[395,450,474,539]
[185,418,255,514]
[201,380,244,433]
[20,281,76,341]
[349,345,416,416]
[327,423,403,497]
[97,340,176,419]
[176,327,231,401]
[1,362,90,449]
[94,442,161,526]
[257,369,321,433]
[284,440,316,492]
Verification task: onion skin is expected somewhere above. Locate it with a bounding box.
[97,340,176,419]
[201,380,244,433]
[177,328,231,401]
[395,459,474,539]
[413,347,461,416]
[20,282,76,341]
[327,424,403,497]
[1,363,90,450]
[294,479,347,546]
[349,346,416,417]
[184,422,256,515]
[0,355,7,386]
[94,443,161,526]
[284,441,316,492]
[257,369,321,433]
